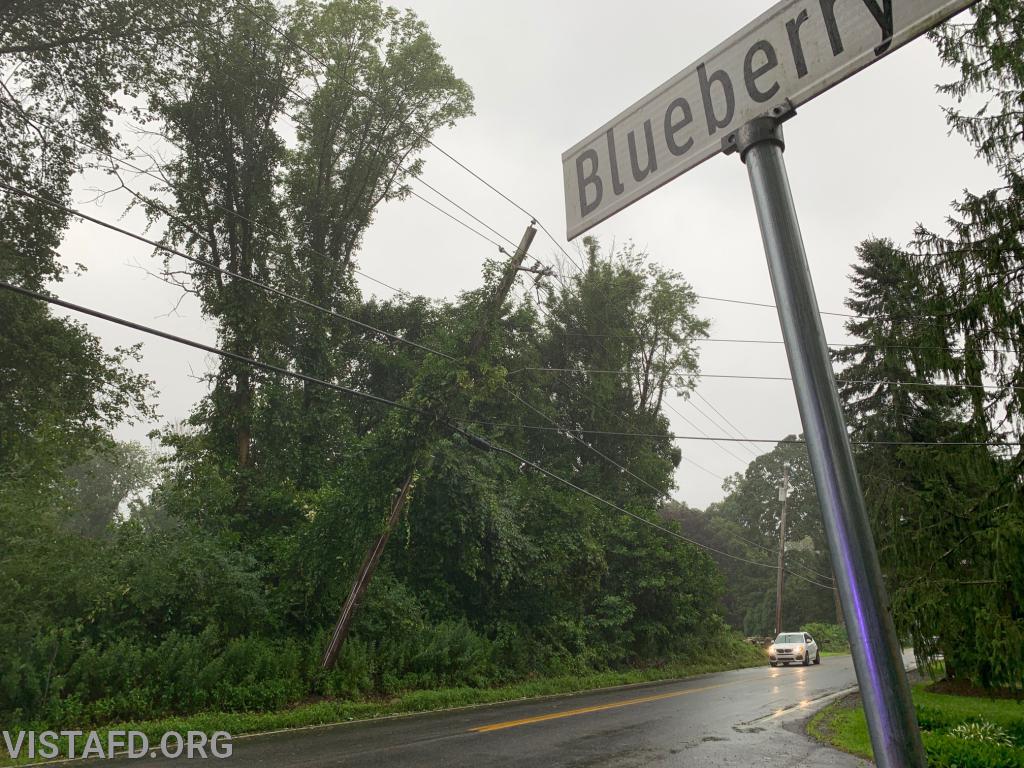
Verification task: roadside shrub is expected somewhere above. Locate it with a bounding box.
[915,703,957,730]
[320,636,374,699]
[802,622,849,652]
[4,632,314,726]
[404,619,496,689]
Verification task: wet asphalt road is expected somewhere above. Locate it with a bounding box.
[74,653,904,767]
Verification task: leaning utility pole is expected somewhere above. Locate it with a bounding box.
[774,461,790,637]
[833,569,845,626]
[320,223,538,671]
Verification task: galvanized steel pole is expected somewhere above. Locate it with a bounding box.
[725,113,926,768]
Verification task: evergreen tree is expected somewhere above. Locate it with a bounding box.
[835,238,1020,689]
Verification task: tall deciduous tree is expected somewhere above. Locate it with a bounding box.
[522,239,707,506]
[696,440,836,635]
[1,0,167,503]
[147,0,296,474]
[0,0,217,287]
[282,0,473,485]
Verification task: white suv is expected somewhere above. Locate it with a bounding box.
[768,631,820,667]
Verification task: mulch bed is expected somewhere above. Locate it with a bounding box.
[926,677,1024,701]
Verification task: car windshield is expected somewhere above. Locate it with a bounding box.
[775,634,805,644]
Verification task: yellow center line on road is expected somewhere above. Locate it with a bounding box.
[469,679,750,734]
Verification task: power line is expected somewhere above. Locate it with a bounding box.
[0,181,459,364]
[0,281,426,416]
[543,331,1015,357]
[691,390,762,458]
[464,420,1022,449]
[3,279,822,581]
[695,293,854,318]
[408,188,506,251]
[411,177,521,252]
[781,570,836,591]
[725,530,836,583]
[661,398,749,465]
[510,365,1024,394]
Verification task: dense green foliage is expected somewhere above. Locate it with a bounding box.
[833,238,1022,688]
[3,0,1023,744]
[831,0,1024,687]
[663,442,841,637]
[0,0,740,730]
[801,622,849,653]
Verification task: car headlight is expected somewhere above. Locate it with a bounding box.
[768,646,776,653]
[797,645,805,653]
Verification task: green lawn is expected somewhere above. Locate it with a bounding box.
[2,642,765,766]
[809,684,1024,767]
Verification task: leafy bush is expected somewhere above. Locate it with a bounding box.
[802,622,849,652]
[24,632,312,724]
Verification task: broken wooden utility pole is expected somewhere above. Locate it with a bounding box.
[320,474,415,670]
[320,223,538,671]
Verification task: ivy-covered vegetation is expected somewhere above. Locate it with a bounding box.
[1,0,743,731]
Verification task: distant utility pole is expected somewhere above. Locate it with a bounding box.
[833,569,845,626]
[774,461,790,636]
[320,223,538,671]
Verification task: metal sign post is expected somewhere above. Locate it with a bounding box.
[725,114,926,768]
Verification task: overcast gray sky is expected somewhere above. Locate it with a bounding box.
[55,1,998,509]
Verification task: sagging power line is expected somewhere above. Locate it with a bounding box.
[510,365,1024,395]
[0,279,832,590]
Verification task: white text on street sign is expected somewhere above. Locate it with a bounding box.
[562,0,975,239]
